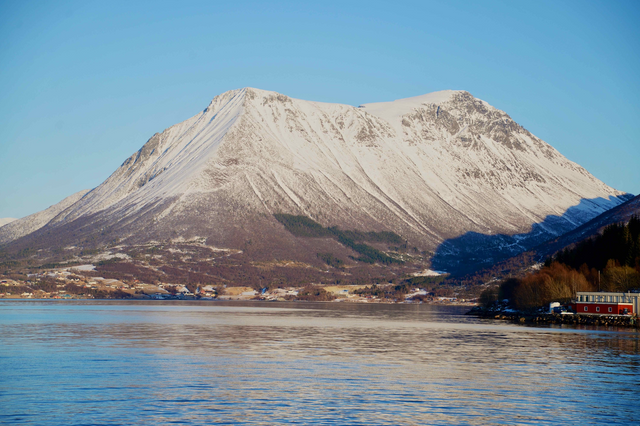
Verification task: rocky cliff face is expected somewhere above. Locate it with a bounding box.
[1,88,630,273]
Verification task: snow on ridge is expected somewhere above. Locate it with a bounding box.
[6,86,629,255]
[57,88,248,221]
[223,87,626,240]
[0,190,90,244]
[0,218,17,228]
[359,90,464,122]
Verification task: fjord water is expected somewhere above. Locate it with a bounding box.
[1,301,638,425]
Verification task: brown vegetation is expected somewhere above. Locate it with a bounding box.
[287,285,333,302]
[487,217,640,311]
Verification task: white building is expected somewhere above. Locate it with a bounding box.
[575,291,639,315]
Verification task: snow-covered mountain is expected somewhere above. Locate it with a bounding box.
[1,88,631,272]
[0,190,89,245]
[0,218,17,228]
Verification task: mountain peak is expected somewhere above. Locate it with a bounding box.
[204,87,247,112]
[359,90,476,122]
[1,87,629,275]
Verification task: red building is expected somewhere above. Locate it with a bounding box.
[574,292,637,315]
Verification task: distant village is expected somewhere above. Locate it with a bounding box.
[0,264,471,305]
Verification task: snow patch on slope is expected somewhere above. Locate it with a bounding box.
[360,90,461,123]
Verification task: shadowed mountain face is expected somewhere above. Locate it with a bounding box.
[431,195,633,275]
[0,88,631,274]
[533,194,640,261]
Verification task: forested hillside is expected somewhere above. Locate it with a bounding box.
[485,216,640,310]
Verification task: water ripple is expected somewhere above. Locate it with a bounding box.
[0,300,638,425]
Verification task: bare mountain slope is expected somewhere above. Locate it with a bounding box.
[2,88,630,273]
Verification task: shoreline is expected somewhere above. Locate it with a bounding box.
[4,298,637,329]
[467,306,639,329]
[0,295,475,307]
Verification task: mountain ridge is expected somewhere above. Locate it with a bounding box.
[0,190,90,245]
[0,87,630,274]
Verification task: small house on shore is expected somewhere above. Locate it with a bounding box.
[574,291,639,315]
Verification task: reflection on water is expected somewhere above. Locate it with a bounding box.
[1,300,638,425]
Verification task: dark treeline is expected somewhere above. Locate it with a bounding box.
[274,214,403,265]
[405,275,447,287]
[273,214,332,238]
[484,217,640,310]
[354,282,414,300]
[442,252,538,287]
[553,216,640,271]
[353,275,457,301]
[317,253,344,268]
[287,285,334,302]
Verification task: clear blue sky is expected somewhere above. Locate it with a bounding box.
[1,0,638,219]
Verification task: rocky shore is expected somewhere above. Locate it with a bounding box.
[467,306,639,329]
